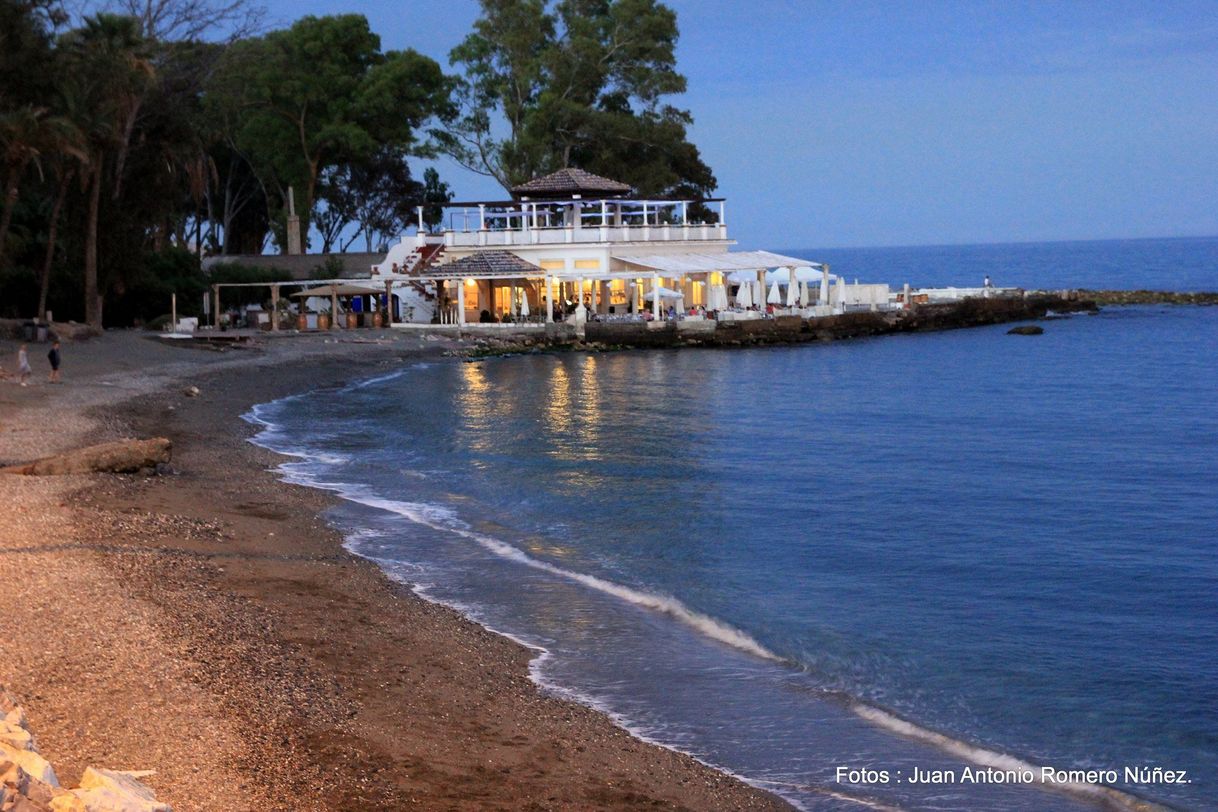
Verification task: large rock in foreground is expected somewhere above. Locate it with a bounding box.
[0,439,171,476]
[1,686,169,811]
[56,768,171,812]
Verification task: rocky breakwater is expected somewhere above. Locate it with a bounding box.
[1076,289,1218,306]
[1,686,169,811]
[582,293,1098,350]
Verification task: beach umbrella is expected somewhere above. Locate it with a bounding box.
[753,280,764,304]
[786,276,798,306]
[736,281,753,308]
[820,269,831,305]
[643,285,683,301]
[765,266,821,284]
[519,292,530,318]
[726,270,755,284]
[767,280,783,305]
[835,277,849,308]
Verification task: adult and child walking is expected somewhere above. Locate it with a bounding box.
[2,341,61,386]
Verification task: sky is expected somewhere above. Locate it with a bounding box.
[258,0,1218,249]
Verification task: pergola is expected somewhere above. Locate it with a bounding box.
[205,277,400,331]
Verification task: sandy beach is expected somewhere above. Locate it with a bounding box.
[0,330,790,811]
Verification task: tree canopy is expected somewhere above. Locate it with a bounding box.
[444,0,716,199]
[0,0,716,328]
[207,14,452,251]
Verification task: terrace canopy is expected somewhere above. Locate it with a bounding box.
[614,250,822,275]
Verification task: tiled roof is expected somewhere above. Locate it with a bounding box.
[437,251,541,277]
[510,168,633,198]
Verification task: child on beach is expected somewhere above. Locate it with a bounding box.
[17,344,32,386]
[47,341,61,383]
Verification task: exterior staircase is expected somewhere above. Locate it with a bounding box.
[377,240,445,323]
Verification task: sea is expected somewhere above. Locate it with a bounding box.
[246,237,1218,811]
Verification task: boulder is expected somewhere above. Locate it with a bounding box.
[0,745,57,788]
[182,386,199,398]
[0,439,171,476]
[2,786,49,812]
[1007,325,1044,335]
[47,793,87,812]
[0,765,59,808]
[61,769,168,812]
[0,700,25,732]
[0,722,33,751]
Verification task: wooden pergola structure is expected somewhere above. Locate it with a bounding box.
[206,277,399,331]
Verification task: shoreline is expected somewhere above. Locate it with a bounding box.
[242,329,1176,812]
[2,305,1195,810]
[0,330,791,810]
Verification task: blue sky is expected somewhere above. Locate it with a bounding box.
[262,1,1218,248]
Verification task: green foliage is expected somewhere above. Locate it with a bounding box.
[208,14,453,248]
[311,255,345,278]
[445,0,715,199]
[206,261,292,286]
[1,2,716,330]
[104,246,202,326]
[204,260,293,309]
[422,167,451,231]
[316,147,423,253]
[0,0,62,109]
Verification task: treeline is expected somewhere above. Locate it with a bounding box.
[0,0,716,327]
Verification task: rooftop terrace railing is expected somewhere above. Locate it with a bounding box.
[442,221,729,248]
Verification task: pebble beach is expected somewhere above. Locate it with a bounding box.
[0,329,790,811]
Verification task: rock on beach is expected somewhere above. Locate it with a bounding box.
[0,439,171,476]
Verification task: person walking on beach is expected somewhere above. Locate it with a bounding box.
[17,343,32,386]
[47,340,61,383]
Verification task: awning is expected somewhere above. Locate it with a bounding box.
[614,250,822,275]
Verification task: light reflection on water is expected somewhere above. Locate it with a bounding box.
[252,305,1218,812]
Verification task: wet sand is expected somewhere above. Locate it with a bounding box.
[0,330,790,811]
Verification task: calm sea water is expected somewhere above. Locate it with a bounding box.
[248,239,1218,811]
[782,235,1218,291]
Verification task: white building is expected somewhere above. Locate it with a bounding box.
[371,168,886,325]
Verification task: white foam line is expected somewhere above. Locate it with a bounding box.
[248,382,1145,812]
[852,704,1168,812]
[346,539,827,812]
[345,492,781,663]
[247,421,893,812]
[346,367,414,390]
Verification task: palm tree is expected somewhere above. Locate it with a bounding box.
[0,106,48,266]
[35,113,89,321]
[59,14,155,328]
[0,105,83,268]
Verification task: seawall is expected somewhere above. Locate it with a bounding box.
[458,294,1097,353]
